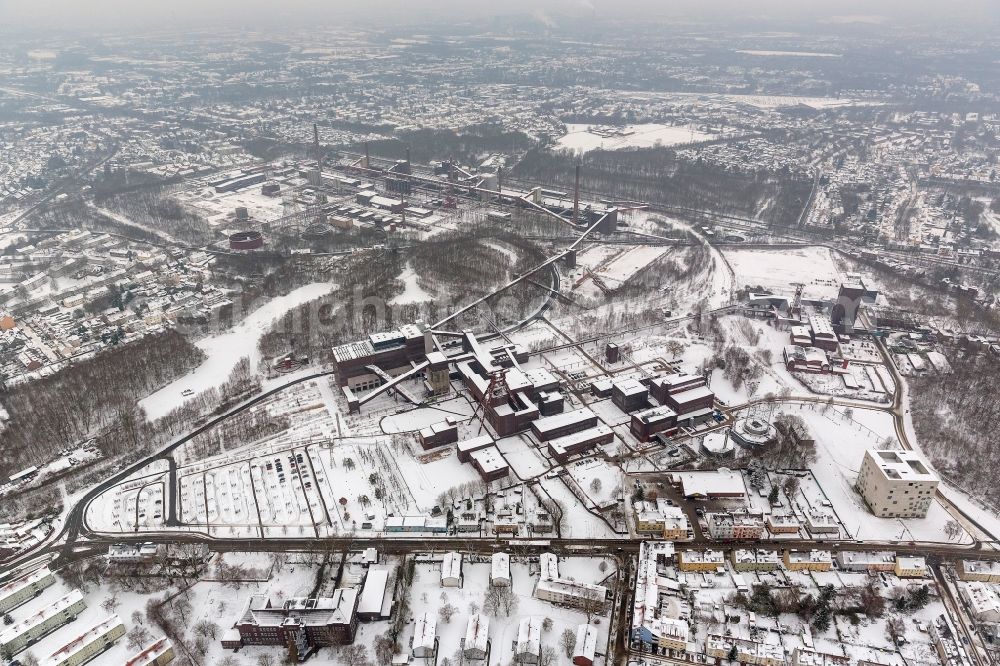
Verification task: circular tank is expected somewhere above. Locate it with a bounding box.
[229,230,264,250]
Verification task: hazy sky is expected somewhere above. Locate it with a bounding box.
[1,0,999,33]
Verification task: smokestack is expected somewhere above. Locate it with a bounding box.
[405,147,411,169]
[313,123,321,170]
[364,142,370,170]
[573,163,581,225]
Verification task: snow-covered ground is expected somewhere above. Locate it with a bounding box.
[556,123,717,154]
[722,245,844,300]
[139,282,334,420]
[773,403,972,544]
[390,262,434,305]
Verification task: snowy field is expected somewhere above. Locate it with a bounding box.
[722,246,844,300]
[140,282,335,420]
[736,50,841,58]
[772,403,972,544]
[390,262,434,305]
[556,123,717,154]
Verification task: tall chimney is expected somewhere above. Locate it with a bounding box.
[364,142,370,170]
[573,163,581,225]
[313,123,321,170]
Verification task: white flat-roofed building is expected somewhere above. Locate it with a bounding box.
[108,542,161,564]
[790,647,851,666]
[462,614,490,660]
[358,568,391,620]
[0,590,87,657]
[515,617,542,664]
[41,614,125,666]
[894,556,927,578]
[0,566,55,614]
[539,552,559,580]
[535,578,608,610]
[491,552,511,587]
[835,551,896,572]
[960,582,1000,623]
[675,470,746,499]
[123,637,175,666]
[706,633,784,666]
[441,552,463,587]
[802,508,840,536]
[784,549,833,572]
[856,449,938,518]
[960,560,1000,583]
[412,612,437,657]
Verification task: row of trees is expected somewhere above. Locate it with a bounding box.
[512,145,812,229]
[0,329,205,479]
[911,353,1000,507]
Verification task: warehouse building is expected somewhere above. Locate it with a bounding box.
[456,435,495,463]
[530,408,598,442]
[648,372,705,403]
[441,552,463,587]
[419,418,459,450]
[412,613,437,658]
[547,424,613,463]
[469,446,510,482]
[630,405,678,442]
[612,377,648,412]
[357,568,391,621]
[491,553,511,587]
[662,385,715,420]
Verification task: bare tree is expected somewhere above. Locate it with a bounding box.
[374,635,395,666]
[439,603,458,623]
[560,628,577,657]
[194,620,220,640]
[344,644,371,666]
[126,625,152,651]
[101,593,121,614]
[885,615,907,645]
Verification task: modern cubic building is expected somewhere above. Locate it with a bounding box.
[855,449,938,518]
